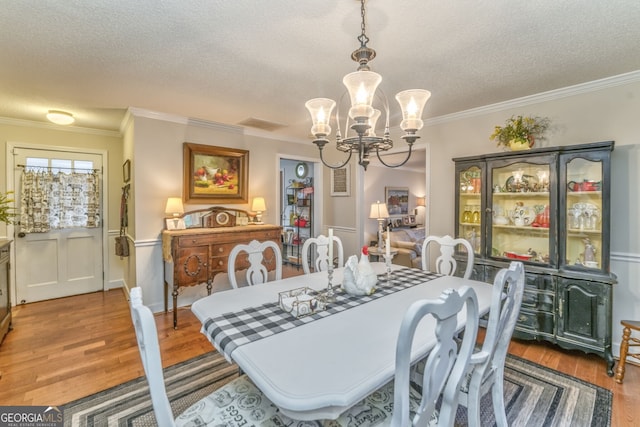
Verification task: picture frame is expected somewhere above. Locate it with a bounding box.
[122,159,131,183]
[183,143,249,204]
[402,215,410,226]
[385,186,409,215]
[330,167,350,196]
[409,214,416,224]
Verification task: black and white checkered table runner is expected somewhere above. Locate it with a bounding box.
[202,268,441,361]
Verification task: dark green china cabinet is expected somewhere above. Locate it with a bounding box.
[453,141,616,375]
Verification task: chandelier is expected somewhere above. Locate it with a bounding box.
[305,0,431,171]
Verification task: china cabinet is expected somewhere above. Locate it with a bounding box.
[453,141,616,375]
[283,180,313,268]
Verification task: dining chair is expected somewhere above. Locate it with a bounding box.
[227,239,282,289]
[459,261,525,427]
[301,233,344,274]
[410,261,525,427]
[129,287,295,427]
[332,286,481,427]
[421,234,474,279]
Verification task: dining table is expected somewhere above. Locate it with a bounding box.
[191,262,494,421]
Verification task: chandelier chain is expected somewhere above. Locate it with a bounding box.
[357,0,369,47]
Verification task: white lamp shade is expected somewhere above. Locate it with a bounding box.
[252,197,267,212]
[165,197,184,217]
[395,89,431,132]
[369,201,389,219]
[416,196,426,207]
[343,70,382,120]
[305,98,336,137]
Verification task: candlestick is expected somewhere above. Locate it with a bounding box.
[385,226,391,258]
[328,228,334,268]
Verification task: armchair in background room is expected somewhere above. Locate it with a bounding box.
[383,228,426,268]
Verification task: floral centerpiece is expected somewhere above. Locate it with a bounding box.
[0,191,16,224]
[490,115,551,150]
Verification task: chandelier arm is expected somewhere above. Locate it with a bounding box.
[375,144,415,168]
[318,145,354,170]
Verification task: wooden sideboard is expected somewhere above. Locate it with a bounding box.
[162,224,282,328]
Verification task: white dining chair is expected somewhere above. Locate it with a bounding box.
[129,287,293,427]
[227,239,282,289]
[410,261,525,427]
[458,261,525,427]
[301,234,344,274]
[332,286,481,427]
[421,234,475,279]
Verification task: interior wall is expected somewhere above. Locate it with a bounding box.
[0,121,125,292]
[362,164,426,245]
[128,113,319,310]
[422,79,640,356]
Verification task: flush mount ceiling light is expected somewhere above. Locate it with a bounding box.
[305,0,431,171]
[46,110,75,125]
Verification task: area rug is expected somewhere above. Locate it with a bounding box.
[62,352,611,427]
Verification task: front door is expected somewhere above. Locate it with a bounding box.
[12,147,104,303]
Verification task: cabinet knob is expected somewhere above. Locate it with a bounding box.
[218,260,224,266]
[218,247,224,253]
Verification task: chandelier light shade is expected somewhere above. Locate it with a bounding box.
[46,110,75,125]
[306,0,431,171]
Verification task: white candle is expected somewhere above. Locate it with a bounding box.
[385,226,391,258]
[328,228,334,266]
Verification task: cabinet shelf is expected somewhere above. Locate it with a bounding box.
[492,191,549,197]
[492,224,550,233]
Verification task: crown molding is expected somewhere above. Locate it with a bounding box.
[0,115,121,137]
[426,70,640,126]
[126,107,243,134]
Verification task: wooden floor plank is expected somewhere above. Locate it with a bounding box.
[0,268,637,425]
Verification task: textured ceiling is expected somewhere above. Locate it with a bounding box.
[1,0,640,143]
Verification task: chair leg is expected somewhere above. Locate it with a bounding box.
[492,370,508,427]
[466,376,483,427]
[615,326,631,384]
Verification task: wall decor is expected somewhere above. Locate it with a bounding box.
[122,159,131,183]
[330,167,350,196]
[385,186,409,215]
[183,143,248,204]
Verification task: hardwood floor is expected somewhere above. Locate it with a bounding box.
[0,275,637,426]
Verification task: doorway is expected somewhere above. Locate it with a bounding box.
[278,158,320,268]
[9,144,107,304]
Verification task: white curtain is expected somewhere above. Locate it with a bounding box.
[19,170,100,233]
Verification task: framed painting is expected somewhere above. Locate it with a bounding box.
[330,167,350,196]
[385,186,409,215]
[183,143,249,204]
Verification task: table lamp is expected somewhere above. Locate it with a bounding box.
[252,197,266,224]
[165,197,184,228]
[369,201,389,249]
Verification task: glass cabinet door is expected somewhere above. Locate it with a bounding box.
[488,155,556,266]
[562,154,606,271]
[456,163,483,255]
